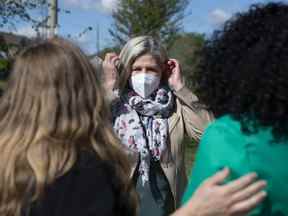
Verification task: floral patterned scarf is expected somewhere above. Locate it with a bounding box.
[113,86,175,185]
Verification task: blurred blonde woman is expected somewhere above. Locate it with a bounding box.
[0,38,137,216]
[103,36,266,216]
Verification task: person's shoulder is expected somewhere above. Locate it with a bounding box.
[29,150,118,216]
[205,115,241,135]
[48,150,115,191]
[76,149,110,170]
[73,150,135,216]
[73,150,116,183]
[199,115,244,151]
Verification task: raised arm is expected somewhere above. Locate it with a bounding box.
[168,59,213,142]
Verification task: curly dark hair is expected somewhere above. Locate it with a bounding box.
[194,2,288,140]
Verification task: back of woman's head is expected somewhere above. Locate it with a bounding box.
[194,2,288,141]
[0,38,137,215]
[117,36,168,92]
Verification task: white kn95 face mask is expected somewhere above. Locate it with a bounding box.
[130,73,160,98]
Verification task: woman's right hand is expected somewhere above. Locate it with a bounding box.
[102,52,119,92]
[173,168,267,216]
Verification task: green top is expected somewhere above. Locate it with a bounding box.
[182,115,288,215]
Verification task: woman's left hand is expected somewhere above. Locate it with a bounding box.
[167,59,184,91]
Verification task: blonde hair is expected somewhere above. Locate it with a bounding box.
[117,36,168,93]
[0,38,137,216]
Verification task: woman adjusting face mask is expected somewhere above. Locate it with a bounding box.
[129,54,162,98]
[104,35,266,216]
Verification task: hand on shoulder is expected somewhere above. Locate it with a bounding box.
[172,168,266,216]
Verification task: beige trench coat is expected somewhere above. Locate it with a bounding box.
[113,86,213,208]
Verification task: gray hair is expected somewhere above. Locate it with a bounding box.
[117,36,168,93]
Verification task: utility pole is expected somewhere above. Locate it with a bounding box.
[47,0,58,38]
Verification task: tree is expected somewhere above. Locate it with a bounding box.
[109,0,188,47]
[168,32,205,90]
[0,0,48,29]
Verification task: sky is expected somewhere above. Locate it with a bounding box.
[6,0,288,55]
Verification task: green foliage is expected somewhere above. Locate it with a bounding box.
[0,43,14,81]
[0,59,8,70]
[109,0,188,47]
[0,59,9,80]
[168,32,205,90]
[0,59,10,93]
[0,39,24,59]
